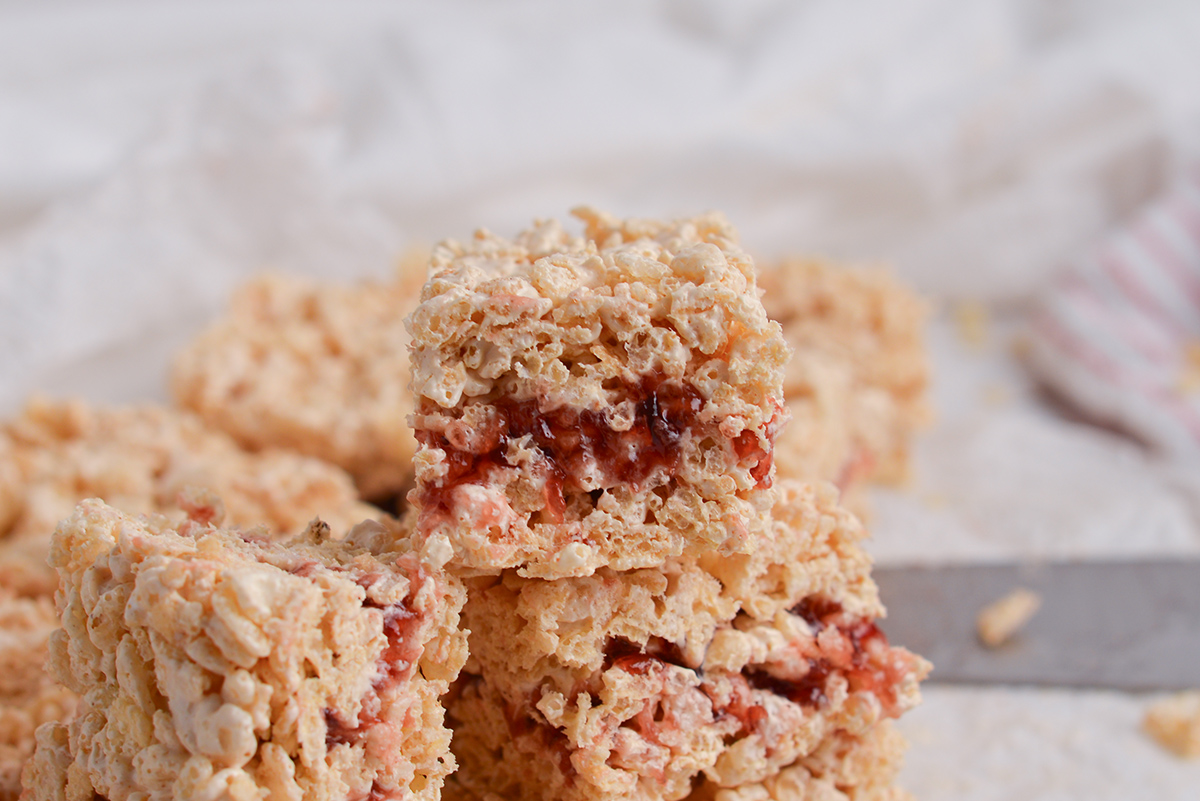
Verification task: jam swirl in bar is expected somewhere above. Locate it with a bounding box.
[744,596,910,716]
[418,374,777,520]
[502,687,578,782]
[602,636,690,675]
[324,578,427,749]
[590,595,914,752]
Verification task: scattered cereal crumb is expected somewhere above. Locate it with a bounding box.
[1143,691,1200,759]
[976,587,1041,648]
[954,300,990,350]
[919,492,949,510]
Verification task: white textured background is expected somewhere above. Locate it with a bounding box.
[1,1,1198,797]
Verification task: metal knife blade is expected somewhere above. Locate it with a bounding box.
[873,560,1200,691]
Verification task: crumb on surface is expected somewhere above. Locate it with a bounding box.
[981,383,1011,408]
[953,300,989,350]
[1143,691,1200,759]
[976,587,1041,648]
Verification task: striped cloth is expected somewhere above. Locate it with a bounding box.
[1028,174,1200,462]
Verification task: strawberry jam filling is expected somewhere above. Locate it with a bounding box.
[324,578,426,749]
[603,636,690,675]
[417,374,777,520]
[590,595,912,751]
[502,688,577,782]
[492,599,911,785]
[744,596,910,717]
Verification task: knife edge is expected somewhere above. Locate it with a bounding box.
[873,560,1200,691]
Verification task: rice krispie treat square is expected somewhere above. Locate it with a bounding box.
[758,259,929,492]
[407,208,790,578]
[23,497,467,801]
[0,590,75,801]
[172,267,426,503]
[0,398,376,598]
[446,481,928,801]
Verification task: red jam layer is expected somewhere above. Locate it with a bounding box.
[588,596,911,748]
[745,596,908,716]
[324,580,425,749]
[418,375,776,519]
[603,636,689,676]
[502,688,577,782]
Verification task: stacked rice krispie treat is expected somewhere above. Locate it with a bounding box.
[758,259,930,497]
[405,209,928,801]
[449,483,926,801]
[8,208,930,801]
[405,208,787,579]
[23,496,468,801]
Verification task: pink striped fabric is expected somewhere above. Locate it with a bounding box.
[1028,174,1200,461]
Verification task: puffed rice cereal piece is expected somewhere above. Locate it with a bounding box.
[23,498,467,801]
[407,208,790,578]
